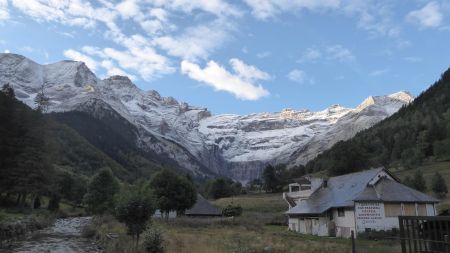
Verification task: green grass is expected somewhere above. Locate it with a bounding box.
[393,160,450,211]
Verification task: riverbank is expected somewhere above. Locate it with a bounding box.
[0,208,55,249]
[6,216,98,252]
[0,202,86,249]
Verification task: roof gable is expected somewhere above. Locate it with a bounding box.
[354,177,439,203]
[287,167,384,215]
[185,194,222,216]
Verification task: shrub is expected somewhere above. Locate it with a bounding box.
[81,224,97,238]
[142,226,165,253]
[222,204,243,217]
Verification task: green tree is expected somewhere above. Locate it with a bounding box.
[84,168,119,214]
[402,175,414,188]
[263,165,280,193]
[431,172,448,198]
[207,178,231,199]
[115,186,156,246]
[148,169,197,219]
[142,226,165,253]
[411,170,427,192]
[34,84,50,112]
[222,204,243,217]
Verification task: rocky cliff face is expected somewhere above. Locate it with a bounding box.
[0,53,414,182]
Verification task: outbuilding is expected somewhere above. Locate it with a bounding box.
[283,167,439,238]
[185,194,222,217]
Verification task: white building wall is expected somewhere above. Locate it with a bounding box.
[288,217,329,236]
[288,218,300,232]
[332,208,356,238]
[355,202,438,233]
[355,202,399,232]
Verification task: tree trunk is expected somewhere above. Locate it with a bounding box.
[21,193,27,205]
[15,194,21,205]
[136,232,140,249]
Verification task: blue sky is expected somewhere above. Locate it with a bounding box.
[0,0,449,114]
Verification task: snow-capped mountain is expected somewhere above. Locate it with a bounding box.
[0,53,414,182]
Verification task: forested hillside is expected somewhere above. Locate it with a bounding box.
[0,84,162,197]
[306,68,450,176]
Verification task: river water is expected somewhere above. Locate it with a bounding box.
[8,217,99,253]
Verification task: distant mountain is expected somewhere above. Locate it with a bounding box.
[306,68,450,176]
[0,53,413,182]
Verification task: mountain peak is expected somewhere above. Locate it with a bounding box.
[388,91,414,103]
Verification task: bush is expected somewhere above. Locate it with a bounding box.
[142,226,165,253]
[222,204,243,217]
[81,224,97,238]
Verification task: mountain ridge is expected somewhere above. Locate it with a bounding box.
[0,53,414,182]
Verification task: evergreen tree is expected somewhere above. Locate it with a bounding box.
[431,172,448,198]
[402,175,414,188]
[263,165,279,193]
[84,168,119,214]
[34,84,50,112]
[411,170,427,192]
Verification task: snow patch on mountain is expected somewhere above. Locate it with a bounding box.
[0,53,414,182]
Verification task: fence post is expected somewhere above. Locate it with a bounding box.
[445,235,449,253]
[351,230,356,253]
[399,216,406,253]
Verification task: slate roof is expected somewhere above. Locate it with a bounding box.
[354,177,439,203]
[286,167,438,216]
[185,194,222,216]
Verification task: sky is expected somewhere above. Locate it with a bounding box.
[0,1,450,115]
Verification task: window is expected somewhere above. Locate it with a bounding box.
[384,203,402,217]
[403,203,416,216]
[417,204,427,216]
[290,185,300,192]
[300,184,311,190]
[337,208,345,217]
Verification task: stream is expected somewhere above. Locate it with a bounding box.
[7,217,99,253]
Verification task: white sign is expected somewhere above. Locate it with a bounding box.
[356,202,382,225]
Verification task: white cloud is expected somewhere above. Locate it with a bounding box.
[407,2,443,29]
[151,0,242,17]
[4,49,10,53]
[243,0,340,19]
[116,0,140,19]
[100,60,136,80]
[369,68,389,77]
[0,0,9,20]
[287,69,306,83]
[153,21,231,61]
[342,0,400,38]
[256,51,271,58]
[181,60,270,100]
[63,49,99,71]
[4,0,242,81]
[326,44,355,62]
[80,45,174,81]
[298,48,322,62]
[229,58,271,81]
[404,56,422,63]
[10,0,99,28]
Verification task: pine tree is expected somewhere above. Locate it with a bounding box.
[34,84,50,112]
[431,172,448,198]
[411,170,427,192]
